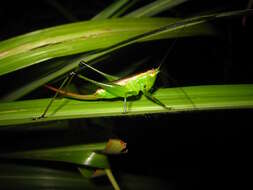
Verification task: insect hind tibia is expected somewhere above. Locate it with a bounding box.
[34,72,72,120]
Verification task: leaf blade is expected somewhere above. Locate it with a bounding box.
[126,0,189,18]
[0,17,207,76]
[0,84,253,126]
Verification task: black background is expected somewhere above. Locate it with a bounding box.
[0,0,253,189]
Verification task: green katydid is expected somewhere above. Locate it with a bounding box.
[36,11,199,119]
[44,60,169,114]
[35,9,252,119]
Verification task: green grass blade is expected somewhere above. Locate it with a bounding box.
[1,9,250,78]
[3,143,109,168]
[1,55,85,101]
[92,0,133,20]
[126,0,189,18]
[2,139,125,168]
[0,84,253,126]
[0,162,170,189]
[0,162,113,190]
[110,0,139,18]
[0,17,206,77]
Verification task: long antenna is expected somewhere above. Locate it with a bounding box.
[157,19,189,71]
[157,22,197,109]
[157,35,181,71]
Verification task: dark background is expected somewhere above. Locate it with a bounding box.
[0,0,253,189]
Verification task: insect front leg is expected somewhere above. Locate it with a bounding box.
[123,91,139,113]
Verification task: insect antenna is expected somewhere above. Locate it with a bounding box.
[157,16,191,71]
[157,35,181,71]
[156,24,197,110]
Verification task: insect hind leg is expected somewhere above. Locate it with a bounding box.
[33,65,82,120]
[33,62,91,120]
[33,75,71,120]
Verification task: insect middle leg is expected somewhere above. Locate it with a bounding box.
[123,91,139,113]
